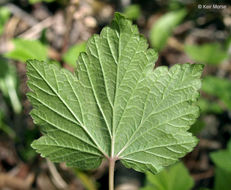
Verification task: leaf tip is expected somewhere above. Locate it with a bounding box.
[31,139,37,150]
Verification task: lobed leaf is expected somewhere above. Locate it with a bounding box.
[28,13,203,173]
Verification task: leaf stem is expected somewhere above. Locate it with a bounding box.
[109,158,116,190]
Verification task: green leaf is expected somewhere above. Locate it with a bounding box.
[27,13,203,173]
[141,162,194,190]
[213,168,231,190]
[185,43,228,65]
[0,109,16,138]
[210,139,231,190]
[210,139,231,172]
[29,0,55,4]
[197,98,223,114]
[211,150,231,172]
[202,76,231,110]
[73,169,97,190]
[0,58,22,114]
[123,4,141,20]
[189,120,205,135]
[0,7,10,35]
[150,9,186,51]
[6,38,48,62]
[63,42,86,67]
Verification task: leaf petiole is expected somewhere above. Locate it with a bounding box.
[109,157,116,190]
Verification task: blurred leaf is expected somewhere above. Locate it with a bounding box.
[227,139,231,150]
[150,9,186,51]
[123,4,141,20]
[6,38,48,62]
[73,169,97,190]
[189,120,205,135]
[202,76,231,110]
[210,149,231,172]
[0,58,22,113]
[0,7,10,35]
[19,128,38,161]
[197,98,223,114]
[210,139,231,190]
[29,0,55,4]
[63,42,86,67]
[142,162,194,190]
[185,43,228,65]
[211,150,231,171]
[168,0,184,10]
[225,35,231,51]
[189,96,224,135]
[213,168,231,190]
[142,187,154,190]
[0,110,15,138]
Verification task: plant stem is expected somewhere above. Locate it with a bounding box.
[109,158,115,190]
